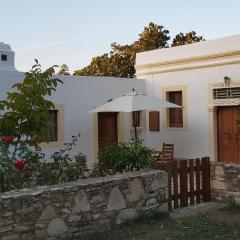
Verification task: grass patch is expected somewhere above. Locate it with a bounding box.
[168,215,240,240]
[134,211,170,224]
[78,209,240,240]
[219,203,240,214]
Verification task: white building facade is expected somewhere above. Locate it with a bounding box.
[136,34,240,163]
[0,43,145,167]
[1,34,240,165]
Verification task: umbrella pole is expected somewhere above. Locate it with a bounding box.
[133,111,138,142]
[134,124,137,142]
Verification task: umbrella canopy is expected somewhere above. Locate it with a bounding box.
[89,89,181,141]
[89,89,181,113]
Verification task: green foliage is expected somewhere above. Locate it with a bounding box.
[74,22,170,78]
[58,64,70,75]
[74,22,204,78]
[135,211,170,224]
[93,140,154,176]
[171,31,204,47]
[220,203,240,213]
[0,134,88,192]
[0,60,63,147]
[0,61,88,192]
[37,134,89,185]
[1,146,44,191]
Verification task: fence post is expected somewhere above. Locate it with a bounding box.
[202,157,211,202]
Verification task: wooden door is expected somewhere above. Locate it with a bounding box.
[217,106,240,163]
[98,112,118,152]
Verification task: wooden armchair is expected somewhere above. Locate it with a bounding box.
[156,143,174,166]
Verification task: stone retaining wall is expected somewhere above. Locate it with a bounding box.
[0,170,168,240]
[211,162,240,203]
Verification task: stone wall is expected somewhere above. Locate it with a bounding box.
[0,170,168,240]
[211,162,240,203]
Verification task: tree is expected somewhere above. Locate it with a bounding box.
[0,60,63,190]
[74,22,170,78]
[171,31,204,47]
[0,60,63,148]
[58,64,70,75]
[74,23,204,78]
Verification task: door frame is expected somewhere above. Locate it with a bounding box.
[208,81,240,163]
[208,105,238,163]
[92,112,125,162]
[217,106,237,163]
[97,112,118,152]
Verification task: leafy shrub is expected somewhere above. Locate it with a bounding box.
[37,134,89,185]
[0,62,88,192]
[0,143,44,191]
[93,140,154,176]
[0,134,88,192]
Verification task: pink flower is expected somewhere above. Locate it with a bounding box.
[15,160,25,170]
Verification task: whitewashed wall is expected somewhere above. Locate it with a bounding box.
[136,34,240,160]
[0,70,145,167]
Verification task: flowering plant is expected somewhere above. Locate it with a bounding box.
[0,61,62,191]
[15,160,25,170]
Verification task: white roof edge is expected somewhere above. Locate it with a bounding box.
[136,34,240,66]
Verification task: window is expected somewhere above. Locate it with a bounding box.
[149,111,160,131]
[168,91,183,128]
[47,110,58,142]
[132,111,141,127]
[1,54,7,61]
[213,87,240,99]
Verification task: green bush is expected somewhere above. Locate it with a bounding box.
[93,140,154,176]
[37,134,89,185]
[0,134,89,192]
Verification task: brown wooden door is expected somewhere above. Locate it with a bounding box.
[217,106,240,163]
[98,112,118,152]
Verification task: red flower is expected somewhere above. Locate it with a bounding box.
[15,160,25,170]
[0,135,14,144]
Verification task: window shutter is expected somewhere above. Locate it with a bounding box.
[149,111,160,131]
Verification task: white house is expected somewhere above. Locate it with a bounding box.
[136,34,240,163]
[1,34,240,166]
[0,43,145,167]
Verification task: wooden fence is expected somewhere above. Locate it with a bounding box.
[156,157,211,211]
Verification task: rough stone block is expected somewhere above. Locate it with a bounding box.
[68,215,82,223]
[47,218,68,236]
[2,234,20,240]
[158,202,169,212]
[39,206,57,220]
[72,190,90,213]
[128,179,145,202]
[145,198,158,206]
[215,165,224,177]
[107,187,126,211]
[116,208,138,224]
[212,179,226,190]
[150,174,168,191]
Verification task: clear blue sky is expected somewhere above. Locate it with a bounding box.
[1,0,239,73]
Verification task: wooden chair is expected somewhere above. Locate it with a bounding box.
[156,143,174,166]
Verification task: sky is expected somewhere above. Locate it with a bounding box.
[1,0,240,73]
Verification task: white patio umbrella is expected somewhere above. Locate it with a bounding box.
[89,89,181,141]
